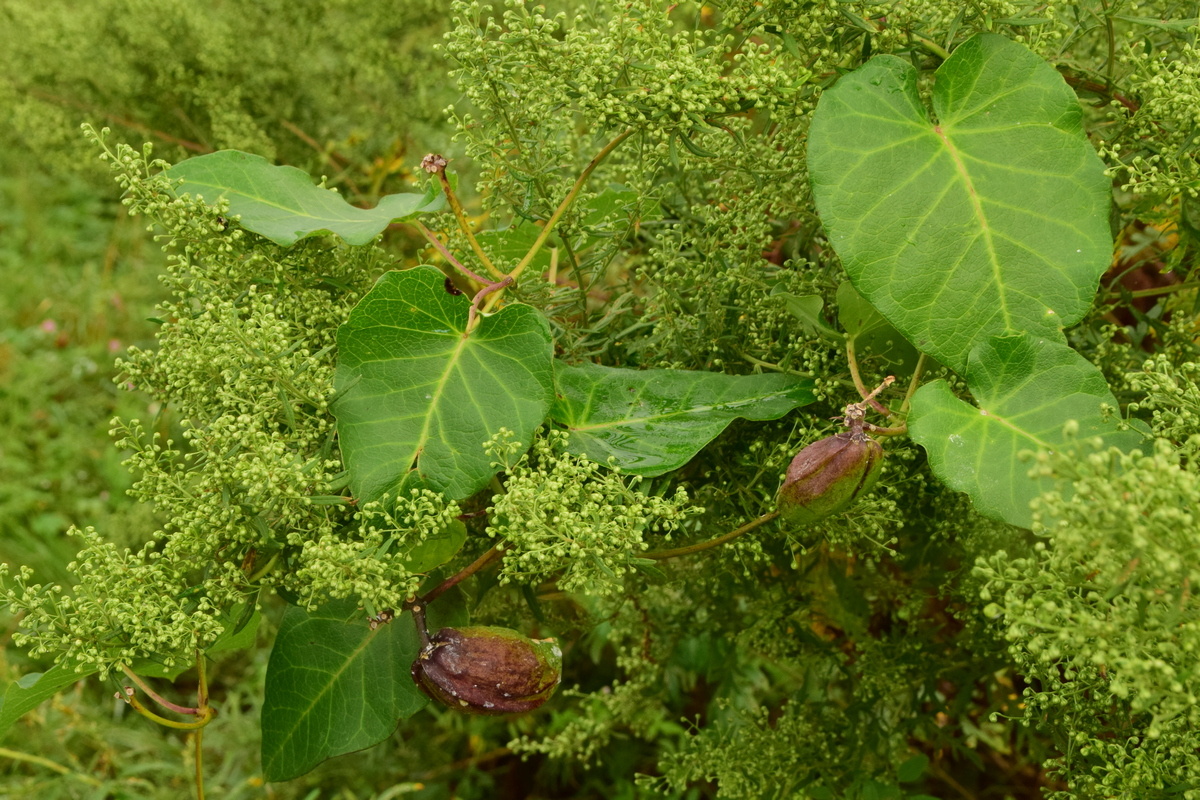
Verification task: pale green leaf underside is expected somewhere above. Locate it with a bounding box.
[333,266,554,502]
[908,334,1143,529]
[0,663,95,741]
[167,150,442,246]
[260,600,428,782]
[771,288,842,340]
[836,282,920,369]
[808,33,1111,373]
[551,363,817,476]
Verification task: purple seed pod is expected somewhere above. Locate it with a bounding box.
[411,625,562,715]
[777,429,884,523]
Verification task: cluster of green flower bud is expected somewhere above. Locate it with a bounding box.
[974,439,1200,796]
[485,430,701,596]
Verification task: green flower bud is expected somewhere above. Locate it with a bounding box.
[411,625,562,715]
[777,430,883,523]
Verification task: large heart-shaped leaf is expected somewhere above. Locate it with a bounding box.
[551,363,817,475]
[261,598,463,782]
[808,34,1111,373]
[333,266,554,502]
[908,334,1143,529]
[167,150,443,246]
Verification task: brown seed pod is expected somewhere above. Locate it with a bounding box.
[777,428,884,524]
[411,625,562,715]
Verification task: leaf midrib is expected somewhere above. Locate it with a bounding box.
[933,123,1011,332]
[407,332,472,469]
[264,620,382,773]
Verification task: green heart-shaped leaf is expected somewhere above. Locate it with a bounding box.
[908,334,1143,529]
[333,266,554,502]
[260,598,464,782]
[808,34,1111,373]
[168,150,443,246]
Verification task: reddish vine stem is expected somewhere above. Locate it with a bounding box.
[467,276,514,332]
[420,545,505,605]
[121,665,198,716]
[421,154,505,280]
[418,221,490,286]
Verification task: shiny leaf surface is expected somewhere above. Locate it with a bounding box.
[551,363,816,475]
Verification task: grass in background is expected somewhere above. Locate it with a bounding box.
[0,142,166,583]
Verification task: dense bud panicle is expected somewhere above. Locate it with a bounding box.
[411,625,562,715]
[777,429,884,523]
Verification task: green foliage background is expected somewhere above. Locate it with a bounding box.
[0,0,1198,798]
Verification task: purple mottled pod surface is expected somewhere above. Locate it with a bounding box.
[411,625,562,715]
[777,430,884,523]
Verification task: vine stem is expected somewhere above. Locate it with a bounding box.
[509,128,634,284]
[739,352,815,378]
[865,422,908,436]
[247,550,280,583]
[910,33,951,60]
[421,154,505,280]
[418,221,490,286]
[119,689,214,730]
[195,649,209,800]
[1115,280,1200,299]
[643,511,781,561]
[467,276,514,332]
[846,337,892,417]
[121,665,198,716]
[1099,0,1116,82]
[482,127,636,314]
[0,748,103,787]
[419,544,505,604]
[899,352,928,416]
